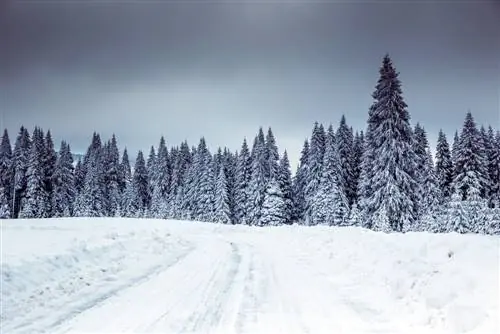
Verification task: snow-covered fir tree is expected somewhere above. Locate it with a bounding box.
[103,135,121,217]
[131,150,150,216]
[305,122,325,224]
[347,202,362,227]
[446,189,470,233]
[214,166,231,224]
[292,139,309,222]
[234,138,252,224]
[453,112,488,201]
[277,150,293,224]
[359,55,418,232]
[19,129,48,218]
[43,130,57,216]
[372,205,391,233]
[191,138,215,222]
[0,186,10,219]
[248,129,268,225]
[12,127,31,218]
[484,127,500,207]
[119,148,132,193]
[74,146,105,217]
[435,129,454,202]
[52,141,75,217]
[265,128,280,182]
[260,179,286,226]
[462,186,488,233]
[351,131,364,205]
[312,126,348,225]
[0,129,13,217]
[150,137,171,218]
[336,115,356,206]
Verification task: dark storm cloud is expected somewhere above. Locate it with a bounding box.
[1,0,499,168]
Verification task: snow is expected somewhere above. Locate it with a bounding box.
[1,218,499,334]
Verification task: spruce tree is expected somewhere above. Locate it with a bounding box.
[313,126,348,225]
[214,167,231,224]
[20,131,48,218]
[278,150,293,224]
[73,147,105,217]
[234,138,252,224]
[132,150,149,215]
[12,127,31,218]
[248,129,268,225]
[151,136,170,218]
[336,115,355,206]
[305,122,325,224]
[260,179,286,226]
[351,131,364,205]
[43,130,57,216]
[435,129,454,202]
[292,139,309,222]
[104,135,121,217]
[446,189,470,233]
[52,141,75,217]
[0,129,13,217]
[347,202,362,227]
[360,55,418,231]
[453,112,487,200]
[265,128,280,182]
[0,186,10,219]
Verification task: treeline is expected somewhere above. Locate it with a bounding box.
[0,55,499,234]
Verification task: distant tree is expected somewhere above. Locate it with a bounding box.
[292,139,309,222]
[52,141,75,217]
[0,186,10,219]
[214,167,231,224]
[234,138,252,224]
[43,130,57,216]
[265,127,280,181]
[0,129,13,217]
[351,131,364,205]
[435,129,454,202]
[453,112,488,200]
[12,126,31,218]
[260,179,286,226]
[305,122,325,224]
[277,150,293,224]
[336,115,356,206]
[248,129,267,225]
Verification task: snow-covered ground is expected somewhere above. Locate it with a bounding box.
[1,218,499,334]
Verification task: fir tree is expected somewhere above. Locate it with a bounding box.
[336,115,356,206]
[214,167,231,224]
[0,186,10,219]
[446,189,470,233]
[104,135,121,217]
[292,139,309,222]
[234,139,252,224]
[119,148,132,193]
[43,130,57,216]
[151,136,171,218]
[351,131,364,205]
[265,128,280,182]
[0,129,13,217]
[305,122,325,224]
[248,129,267,225]
[131,150,150,214]
[19,132,48,218]
[73,147,105,217]
[12,126,31,218]
[277,150,293,224]
[347,202,362,227]
[435,129,454,202]
[52,141,75,217]
[359,55,418,231]
[260,179,286,226]
[313,127,348,225]
[453,112,487,200]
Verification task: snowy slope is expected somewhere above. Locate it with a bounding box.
[1,218,499,334]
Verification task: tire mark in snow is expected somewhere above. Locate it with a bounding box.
[179,241,242,333]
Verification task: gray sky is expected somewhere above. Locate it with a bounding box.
[1,0,499,169]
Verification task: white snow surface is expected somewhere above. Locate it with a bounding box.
[1,218,499,334]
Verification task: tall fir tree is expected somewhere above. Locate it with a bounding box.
[104,135,121,217]
[351,131,364,205]
[151,136,171,218]
[131,150,150,216]
[74,146,105,217]
[360,55,419,232]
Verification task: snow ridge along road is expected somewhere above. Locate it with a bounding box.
[1,218,499,334]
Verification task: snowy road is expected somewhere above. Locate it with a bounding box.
[1,218,499,333]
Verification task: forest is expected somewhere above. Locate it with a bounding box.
[1,56,499,234]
